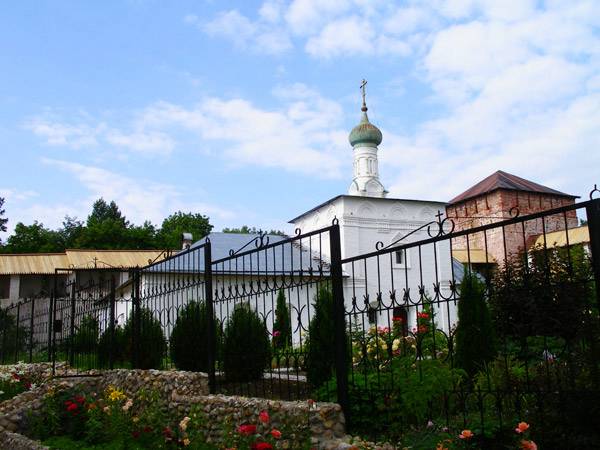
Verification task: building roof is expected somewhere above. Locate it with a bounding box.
[449,170,578,205]
[531,225,589,249]
[289,194,447,223]
[0,249,167,275]
[145,232,331,275]
[452,249,496,264]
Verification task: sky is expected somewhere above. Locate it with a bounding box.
[0,0,598,239]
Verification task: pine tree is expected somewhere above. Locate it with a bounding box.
[306,286,336,388]
[454,272,496,377]
[272,290,292,351]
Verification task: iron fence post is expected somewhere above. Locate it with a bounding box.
[29,297,35,363]
[1,306,8,364]
[68,282,76,368]
[133,268,141,369]
[204,242,216,394]
[109,276,116,370]
[15,302,20,363]
[586,198,600,308]
[329,223,350,423]
[47,289,54,363]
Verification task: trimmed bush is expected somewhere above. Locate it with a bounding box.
[306,286,335,388]
[170,301,220,372]
[454,271,496,377]
[222,303,271,382]
[97,325,127,368]
[71,316,99,354]
[272,290,292,351]
[123,307,167,369]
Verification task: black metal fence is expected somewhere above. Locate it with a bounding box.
[1,197,599,446]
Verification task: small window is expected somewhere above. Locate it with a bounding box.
[395,251,404,265]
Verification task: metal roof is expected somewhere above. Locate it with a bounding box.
[0,249,166,275]
[452,249,496,264]
[145,232,331,275]
[449,170,578,205]
[531,225,589,249]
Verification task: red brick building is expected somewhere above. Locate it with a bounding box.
[446,170,579,266]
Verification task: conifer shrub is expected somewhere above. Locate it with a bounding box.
[454,272,496,377]
[97,325,127,368]
[170,300,220,372]
[123,307,167,369]
[222,303,271,382]
[306,286,335,388]
[70,316,99,354]
[272,290,292,351]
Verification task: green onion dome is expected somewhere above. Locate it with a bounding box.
[348,107,382,148]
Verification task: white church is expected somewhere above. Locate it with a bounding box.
[288,82,455,334]
[125,82,457,343]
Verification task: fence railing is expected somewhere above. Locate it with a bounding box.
[0,198,599,446]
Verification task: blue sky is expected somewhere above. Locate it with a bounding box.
[1,0,598,238]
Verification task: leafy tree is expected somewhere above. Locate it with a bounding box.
[127,221,158,249]
[58,216,84,249]
[76,199,131,249]
[156,211,212,249]
[0,221,63,253]
[306,286,336,388]
[222,303,271,382]
[222,225,286,236]
[272,290,292,351]
[454,272,496,377]
[0,197,7,234]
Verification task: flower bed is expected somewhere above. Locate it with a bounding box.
[28,384,305,450]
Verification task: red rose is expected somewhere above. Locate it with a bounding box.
[75,395,85,404]
[258,410,270,424]
[66,403,78,412]
[132,430,141,439]
[271,429,282,439]
[143,426,153,433]
[252,443,273,450]
[238,424,257,435]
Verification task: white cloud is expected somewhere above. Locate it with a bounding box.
[198,9,292,54]
[137,85,347,177]
[41,158,236,227]
[105,129,175,155]
[24,118,102,149]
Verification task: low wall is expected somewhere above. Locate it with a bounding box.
[0,364,357,449]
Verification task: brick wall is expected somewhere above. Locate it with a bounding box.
[446,190,577,265]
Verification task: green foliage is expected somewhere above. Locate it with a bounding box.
[222,303,271,382]
[97,325,127,368]
[272,290,292,351]
[157,212,213,249]
[316,357,465,441]
[0,309,28,361]
[0,221,63,253]
[222,225,286,236]
[123,308,167,369]
[0,198,215,253]
[0,197,7,235]
[70,315,99,354]
[454,272,496,377]
[306,286,335,388]
[170,301,220,372]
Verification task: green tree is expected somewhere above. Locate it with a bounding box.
[222,225,286,236]
[123,308,167,369]
[76,199,131,249]
[170,301,221,372]
[306,286,336,388]
[272,290,292,351]
[222,303,271,382]
[58,216,84,249]
[156,211,212,249]
[454,272,496,377]
[0,197,7,234]
[0,221,63,253]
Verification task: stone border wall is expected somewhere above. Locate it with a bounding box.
[0,364,357,449]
